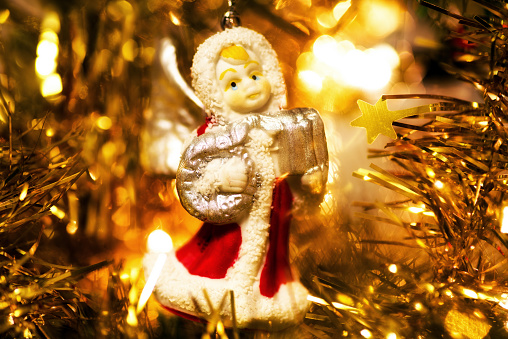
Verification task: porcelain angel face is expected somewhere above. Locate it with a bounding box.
[191,27,287,122]
[215,45,272,115]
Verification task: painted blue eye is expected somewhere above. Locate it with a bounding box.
[252,75,258,80]
[231,82,238,90]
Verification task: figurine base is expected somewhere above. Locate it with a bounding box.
[143,251,310,331]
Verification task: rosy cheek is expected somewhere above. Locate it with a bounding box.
[224,91,244,109]
[261,79,271,96]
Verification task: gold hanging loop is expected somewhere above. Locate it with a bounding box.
[221,0,241,30]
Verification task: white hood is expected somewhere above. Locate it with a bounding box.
[191,27,287,119]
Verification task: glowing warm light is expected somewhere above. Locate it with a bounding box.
[331,301,357,312]
[42,12,60,32]
[50,205,65,219]
[339,46,389,89]
[66,221,78,235]
[35,57,57,78]
[37,40,59,59]
[107,0,133,21]
[474,310,486,319]
[216,321,225,335]
[387,333,397,339]
[40,74,62,97]
[317,8,338,28]
[427,168,436,178]
[373,44,400,69]
[307,35,399,92]
[137,230,173,313]
[472,102,479,108]
[137,252,167,314]
[434,180,444,189]
[408,206,424,214]
[414,302,423,311]
[97,116,113,130]
[298,70,323,92]
[147,229,173,253]
[122,39,138,61]
[88,168,98,181]
[0,9,10,24]
[337,293,354,306]
[102,142,117,160]
[129,282,138,304]
[388,264,397,273]
[360,329,372,338]
[501,206,508,233]
[19,183,28,201]
[36,13,62,100]
[23,328,32,338]
[40,30,59,44]
[363,175,371,181]
[126,305,138,326]
[463,288,478,299]
[313,35,340,63]
[307,295,329,305]
[347,48,393,90]
[365,2,400,37]
[169,11,181,25]
[333,0,351,21]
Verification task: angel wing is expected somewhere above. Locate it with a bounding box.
[140,37,204,176]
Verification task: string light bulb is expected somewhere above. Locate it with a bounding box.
[137,230,173,314]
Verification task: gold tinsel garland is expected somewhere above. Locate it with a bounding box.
[2,0,508,338]
[324,1,508,338]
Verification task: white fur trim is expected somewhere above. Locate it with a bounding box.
[191,27,287,118]
[143,128,310,330]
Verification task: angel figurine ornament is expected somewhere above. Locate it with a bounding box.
[143,26,328,330]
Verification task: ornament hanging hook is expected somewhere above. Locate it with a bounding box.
[221,0,241,30]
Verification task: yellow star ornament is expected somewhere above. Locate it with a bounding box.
[351,97,431,144]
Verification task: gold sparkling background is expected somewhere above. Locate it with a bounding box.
[0,0,507,338]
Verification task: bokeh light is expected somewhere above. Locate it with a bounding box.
[360,329,372,338]
[36,12,62,98]
[40,74,63,97]
[364,1,401,37]
[35,57,57,77]
[333,0,352,21]
[298,70,323,92]
[147,229,173,253]
[97,116,113,130]
[0,9,9,24]
[36,40,59,60]
[299,34,399,93]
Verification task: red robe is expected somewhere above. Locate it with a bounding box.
[175,177,294,298]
